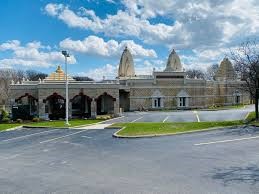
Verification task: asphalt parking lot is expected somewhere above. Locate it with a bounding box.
[1,124,259,193]
[104,105,254,124]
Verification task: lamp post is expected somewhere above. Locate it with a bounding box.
[62,50,70,126]
[255,64,259,120]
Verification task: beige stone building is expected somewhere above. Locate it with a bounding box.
[10,47,250,120]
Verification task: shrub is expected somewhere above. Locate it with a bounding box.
[32,117,40,122]
[16,119,23,124]
[1,117,10,123]
[1,109,9,119]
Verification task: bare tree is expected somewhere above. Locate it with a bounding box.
[186,69,205,79]
[0,69,24,106]
[26,70,47,81]
[230,40,259,99]
[206,63,219,80]
[73,76,93,81]
[230,40,259,118]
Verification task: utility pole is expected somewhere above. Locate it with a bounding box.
[256,64,259,120]
[62,51,70,126]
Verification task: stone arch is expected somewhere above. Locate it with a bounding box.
[96,92,116,115]
[44,93,65,120]
[70,92,92,118]
[13,93,38,120]
[233,90,241,105]
[15,93,38,103]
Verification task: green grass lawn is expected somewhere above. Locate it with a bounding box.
[0,119,103,131]
[113,120,244,137]
[245,111,259,126]
[0,123,22,131]
[24,119,103,128]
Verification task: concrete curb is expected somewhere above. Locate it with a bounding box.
[112,125,246,138]
[22,116,125,130]
[4,125,23,132]
[244,112,251,120]
[73,116,125,129]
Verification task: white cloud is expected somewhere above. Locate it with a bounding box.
[0,40,76,68]
[44,3,186,46]
[60,35,157,58]
[106,0,116,4]
[44,1,259,49]
[44,3,64,16]
[79,63,117,80]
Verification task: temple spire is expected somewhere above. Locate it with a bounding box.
[164,49,183,72]
[118,46,135,77]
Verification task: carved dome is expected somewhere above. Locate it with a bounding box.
[164,49,183,72]
[215,58,236,81]
[44,65,74,81]
[118,47,135,77]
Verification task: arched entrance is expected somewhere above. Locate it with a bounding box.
[96,93,115,115]
[13,93,38,120]
[119,89,130,112]
[71,93,91,118]
[45,93,65,120]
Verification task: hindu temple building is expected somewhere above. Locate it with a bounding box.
[10,48,250,120]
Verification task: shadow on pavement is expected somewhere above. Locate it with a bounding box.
[221,126,259,136]
[211,164,259,186]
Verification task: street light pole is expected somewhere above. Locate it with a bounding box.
[62,50,70,126]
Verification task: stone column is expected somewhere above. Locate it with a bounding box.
[38,99,46,119]
[91,98,97,119]
[114,98,120,117]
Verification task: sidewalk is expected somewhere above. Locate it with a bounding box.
[76,123,112,130]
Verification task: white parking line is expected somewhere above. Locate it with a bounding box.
[0,154,23,161]
[40,129,89,144]
[99,116,125,124]
[193,111,200,122]
[131,117,143,123]
[194,135,259,146]
[1,128,62,143]
[163,116,169,123]
[81,135,92,139]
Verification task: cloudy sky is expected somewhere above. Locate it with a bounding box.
[0,0,258,80]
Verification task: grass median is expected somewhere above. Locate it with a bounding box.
[24,119,103,128]
[0,119,103,131]
[112,120,244,137]
[0,123,22,131]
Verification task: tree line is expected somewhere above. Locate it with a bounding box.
[0,69,93,106]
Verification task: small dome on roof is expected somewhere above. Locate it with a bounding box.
[44,66,74,81]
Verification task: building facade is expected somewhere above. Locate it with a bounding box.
[10,48,250,120]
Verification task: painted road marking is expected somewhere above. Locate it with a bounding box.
[163,116,169,123]
[40,129,89,144]
[0,128,62,143]
[81,135,92,139]
[194,135,259,146]
[0,154,23,161]
[131,117,143,123]
[100,116,125,124]
[193,111,200,122]
[244,112,250,120]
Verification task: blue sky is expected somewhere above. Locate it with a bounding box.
[0,0,259,80]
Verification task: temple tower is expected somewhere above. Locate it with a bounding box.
[118,47,135,77]
[215,58,236,81]
[164,49,183,72]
